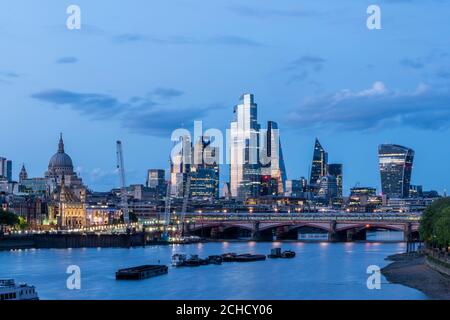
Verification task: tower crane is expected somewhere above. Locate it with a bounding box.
[162,158,172,241]
[116,141,129,225]
[180,175,191,237]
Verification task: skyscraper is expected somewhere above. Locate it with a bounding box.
[310,138,328,186]
[146,169,165,189]
[190,136,220,199]
[327,164,343,198]
[318,175,338,201]
[170,135,191,197]
[230,93,261,199]
[0,157,12,182]
[146,169,166,197]
[261,121,287,195]
[378,144,414,198]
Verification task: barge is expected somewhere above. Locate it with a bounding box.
[115,265,168,280]
[267,248,296,259]
[172,254,221,267]
[222,253,266,262]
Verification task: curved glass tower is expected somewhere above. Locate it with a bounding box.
[378,144,414,198]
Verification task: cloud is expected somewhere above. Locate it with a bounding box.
[284,55,325,84]
[113,33,148,43]
[31,88,217,137]
[31,89,126,120]
[56,56,78,64]
[0,71,19,78]
[400,58,424,69]
[436,70,450,79]
[400,50,449,71]
[152,87,184,100]
[113,33,262,47]
[286,82,450,131]
[122,106,211,136]
[228,5,312,18]
[0,70,20,85]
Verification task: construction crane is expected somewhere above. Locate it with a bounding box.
[180,175,191,237]
[116,140,129,225]
[162,158,172,241]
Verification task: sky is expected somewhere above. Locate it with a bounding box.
[1,0,450,194]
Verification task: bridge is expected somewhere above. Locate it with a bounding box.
[180,212,422,241]
[5,212,422,242]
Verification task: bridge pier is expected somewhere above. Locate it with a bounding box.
[329,220,337,242]
[404,223,412,242]
[251,222,261,241]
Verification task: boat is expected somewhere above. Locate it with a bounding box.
[0,279,39,300]
[208,255,223,265]
[221,253,238,262]
[222,253,266,262]
[267,248,296,259]
[233,254,266,262]
[184,255,202,267]
[169,236,202,244]
[172,254,210,267]
[281,250,296,258]
[172,254,187,267]
[115,265,168,280]
[267,248,283,258]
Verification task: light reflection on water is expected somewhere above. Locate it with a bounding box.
[0,241,426,300]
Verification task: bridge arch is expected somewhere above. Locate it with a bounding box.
[258,223,331,240]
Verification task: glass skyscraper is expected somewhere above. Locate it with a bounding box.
[260,121,287,195]
[310,138,328,186]
[230,94,261,199]
[378,144,414,198]
[327,163,343,198]
[190,136,220,199]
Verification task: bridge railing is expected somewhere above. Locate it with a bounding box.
[184,212,421,223]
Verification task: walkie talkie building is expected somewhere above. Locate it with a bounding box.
[378,144,414,198]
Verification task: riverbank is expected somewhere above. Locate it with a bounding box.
[381,252,450,299]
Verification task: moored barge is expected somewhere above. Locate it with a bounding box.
[115,265,168,280]
[222,253,266,262]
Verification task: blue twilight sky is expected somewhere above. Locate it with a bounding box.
[1,0,450,194]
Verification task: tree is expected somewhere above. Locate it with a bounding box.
[434,207,450,249]
[0,210,19,226]
[420,198,449,241]
[420,198,450,247]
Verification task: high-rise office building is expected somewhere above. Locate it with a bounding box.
[310,138,328,186]
[0,158,12,182]
[190,136,220,199]
[170,135,192,197]
[300,177,308,192]
[378,144,414,198]
[327,164,343,198]
[285,179,304,197]
[261,121,287,195]
[146,169,165,188]
[230,93,261,199]
[318,175,338,201]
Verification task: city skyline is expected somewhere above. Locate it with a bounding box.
[0,106,441,197]
[1,1,450,194]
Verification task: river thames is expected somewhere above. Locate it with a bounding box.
[0,235,426,300]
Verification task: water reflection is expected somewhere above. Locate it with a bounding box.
[0,242,426,300]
